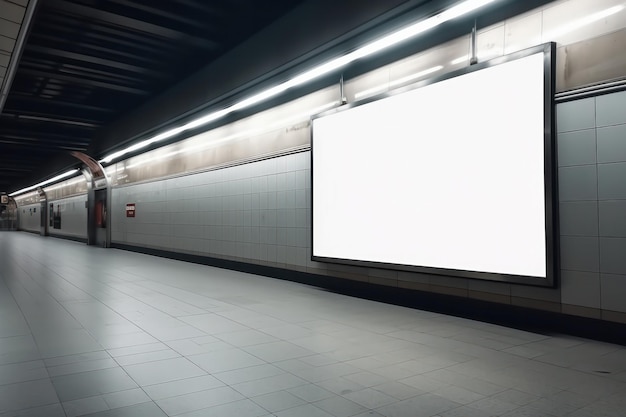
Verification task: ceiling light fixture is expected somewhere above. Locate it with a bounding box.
[14,0,497,196]
[99,0,496,166]
[9,169,80,197]
[125,101,337,170]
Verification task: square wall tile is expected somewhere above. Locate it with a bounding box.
[597,124,626,163]
[558,165,597,201]
[557,129,596,167]
[600,273,626,312]
[599,200,626,238]
[598,162,626,200]
[556,98,595,133]
[600,237,626,275]
[560,270,601,308]
[596,90,626,127]
[559,235,599,272]
[559,201,598,236]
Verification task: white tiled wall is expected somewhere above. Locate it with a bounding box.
[112,152,312,270]
[18,203,40,233]
[49,194,88,239]
[557,90,626,315]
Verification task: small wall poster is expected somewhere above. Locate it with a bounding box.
[126,203,136,218]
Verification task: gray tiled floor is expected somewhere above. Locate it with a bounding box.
[1,233,625,417]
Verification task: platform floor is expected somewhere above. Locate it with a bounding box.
[1,232,625,417]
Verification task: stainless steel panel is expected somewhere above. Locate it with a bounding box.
[542,0,626,46]
[345,0,626,104]
[48,194,88,239]
[504,10,542,54]
[556,29,626,92]
[16,202,39,232]
[13,191,38,206]
[389,36,468,87]
[43,177,88,200]
[475,23,505,62]
[345,66,390,102]
[113,87,337,186]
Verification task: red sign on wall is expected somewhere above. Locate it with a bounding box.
[126,203,136,217]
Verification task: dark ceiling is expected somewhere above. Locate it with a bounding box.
[0,0,306,193]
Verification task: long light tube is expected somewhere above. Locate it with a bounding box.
[14,0,496,196]
[99,0,496,166]
[9,169,80,196]
[44,176,86,192]
[125,101,337,170]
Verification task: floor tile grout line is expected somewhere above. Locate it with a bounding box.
[0,255,69,416]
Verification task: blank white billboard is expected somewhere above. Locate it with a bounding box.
[312,47,554,281]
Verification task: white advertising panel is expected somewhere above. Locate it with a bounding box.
[312,46,554,282]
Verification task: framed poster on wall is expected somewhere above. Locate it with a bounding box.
[311,43,557,286]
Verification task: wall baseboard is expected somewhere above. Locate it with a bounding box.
[49,233,88,244]
[111,242,626,346]
[18,229,87,245]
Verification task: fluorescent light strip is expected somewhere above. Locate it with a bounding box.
[99,0,496,166]
[44,176,86,192]
[440,0,495,20]
[125,101,337,170]
[354,65,444,100]
[543,5,624,40]
[9,169,80,196]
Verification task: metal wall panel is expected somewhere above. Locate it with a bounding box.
[48,194,88,239]
[44,176,89,200]
[110,85,337,186]
[13,191,39,206]
[17,202,39,232]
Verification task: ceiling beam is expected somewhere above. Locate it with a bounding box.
[5,94,116,114]
[18,68,149,95]
[0,138,87,151]
[48,0,220,48]
[36,17,171,55]
[107,0,224,29]
[29,32,163,68]
[26,45,163,76]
